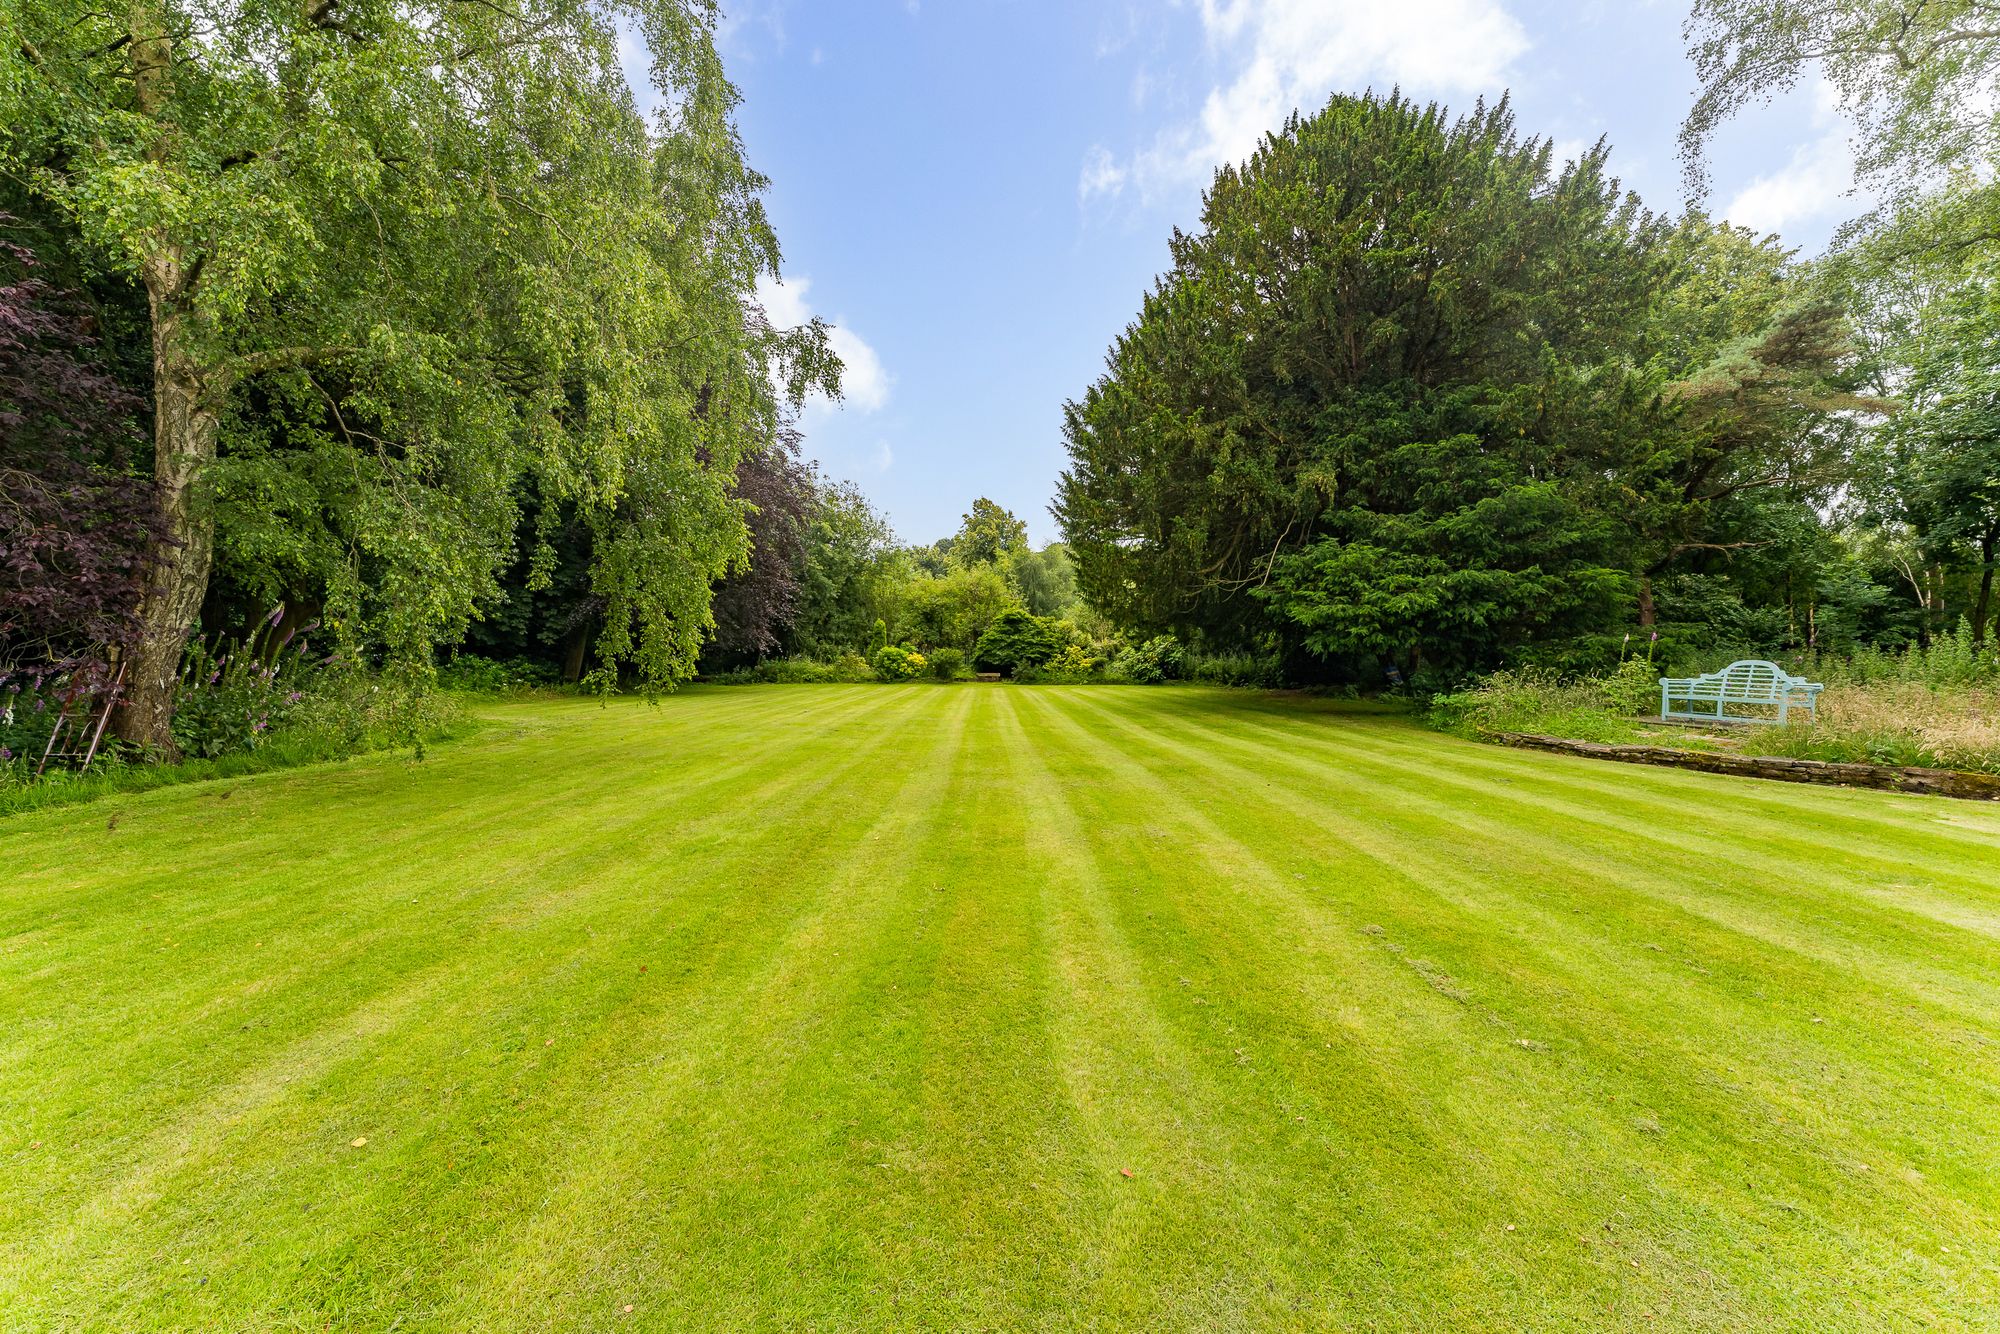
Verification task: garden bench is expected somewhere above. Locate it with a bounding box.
[1659,659,1821,726]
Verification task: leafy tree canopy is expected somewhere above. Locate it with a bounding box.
[706,436,817,665]
[1057,90,1866,683]
[2,0,835,744]
[1833,189,2000,641]
[785,478,902,660]
[898,566,1015,655]
[971,608,1062,675]
[1007,542,1079,618]
[1680,0,2000,199]
[951,498,1029,569]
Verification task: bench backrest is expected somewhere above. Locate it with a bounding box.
[1701,659,1796,700]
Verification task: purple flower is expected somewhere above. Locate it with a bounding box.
[208,670,221,685]
[267,604,286,627]
[33,697,44,713]
[0,747,11,761]
[286,691,303,704]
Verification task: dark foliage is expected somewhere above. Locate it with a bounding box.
[456,492,600,681]
[1057,92,1862,685]
[972,608,1062,675]
[707,434,815,664]
[0,225,156,671]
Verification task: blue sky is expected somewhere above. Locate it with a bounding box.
[681,1,1873,545]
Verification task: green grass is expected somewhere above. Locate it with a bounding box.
[5,686,2000,1330]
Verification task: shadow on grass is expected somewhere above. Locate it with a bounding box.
[0,721,482,821]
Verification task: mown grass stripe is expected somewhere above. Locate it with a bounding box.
[5,686,1999,1329]
[1024,687,1999,1321]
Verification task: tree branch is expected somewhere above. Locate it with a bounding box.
[222,344,349,381]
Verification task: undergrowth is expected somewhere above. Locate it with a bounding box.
[1434,646,2000,776]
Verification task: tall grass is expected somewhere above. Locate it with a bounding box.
[1438,629,2000,776]
[1760,682,2000,774]
[1668,620,2000,690]
[1428,660,1657,744]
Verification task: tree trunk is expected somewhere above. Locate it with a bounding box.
[112,0,225,755]
[1975,528,1998,646]
[116,268,220,753]
[1636,576,1657,628]
[562,625,589,683]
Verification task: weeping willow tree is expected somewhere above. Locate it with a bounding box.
[1,0,835,750]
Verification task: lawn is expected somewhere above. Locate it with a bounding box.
[5,686,2000,1330]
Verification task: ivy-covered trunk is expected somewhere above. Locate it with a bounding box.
[119,269,220,755]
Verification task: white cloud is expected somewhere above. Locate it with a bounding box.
[828,326,891,414]
[1078,145,1129,202]
[872,440,894,472]
[1723,81,1865,237]
[1724,137,1854,236]
[756,275,892,414]
[1547,136,1596,168]
[1087,0,1530,204]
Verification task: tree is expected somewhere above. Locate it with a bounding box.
[707,436,816,664]
[971,608,1061,676]
[3,0,833,749]
[1831,183,2000,642]
[787,479,901,659]
[1057,92,1665,678]
[1680,0,2000,199]
[1007,543,1079,618]
[0,224,157,672]
[1617,217,1879,626]
[897,567,1015,654]
[1876,267,2000,640]
[951,498,1029,568]
[456,491,601,682]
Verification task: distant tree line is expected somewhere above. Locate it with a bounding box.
[5,0,1996,727]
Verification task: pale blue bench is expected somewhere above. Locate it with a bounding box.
[1659,659,1822,725]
